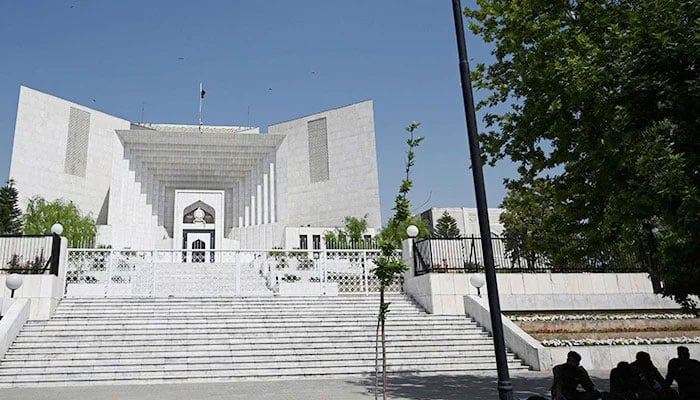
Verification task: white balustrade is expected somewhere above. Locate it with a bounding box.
[64,248,401,297]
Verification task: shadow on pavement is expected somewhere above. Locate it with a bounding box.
[350,372,609,400]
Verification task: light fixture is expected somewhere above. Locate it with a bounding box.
[6,273,24,298]
[51,223,64,235]
[406,225,419,238]
[469,274,486,297]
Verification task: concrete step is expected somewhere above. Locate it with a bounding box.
[28,315,469,325]
[27,317,468,324]
[19,321,477,333]
[0,361,529,388]
[6,340,496,355]
[0,350,522,369]
[11,333,490,346]
[0,357,527,377]
[3,346,498,360]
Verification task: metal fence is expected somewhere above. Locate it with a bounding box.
[0,235,53,274]
[413,237,646,275]
[325,238,380,250]
[65,248,401,297]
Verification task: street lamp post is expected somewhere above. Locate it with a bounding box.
[50,223,63,276]
[451,1,514,399]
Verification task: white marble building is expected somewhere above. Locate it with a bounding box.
[9,86,381,250]
[419,207,504,237]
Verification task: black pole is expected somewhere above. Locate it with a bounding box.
[451,1,514,399]
[50,233,61,276]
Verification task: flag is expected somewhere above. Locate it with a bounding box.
[200,82,205,99]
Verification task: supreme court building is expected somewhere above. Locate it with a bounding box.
[9,86,381,250]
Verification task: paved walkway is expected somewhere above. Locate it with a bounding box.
[2,370,612,400]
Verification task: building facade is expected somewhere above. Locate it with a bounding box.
[9,86,381,250]
[419,207,504,238]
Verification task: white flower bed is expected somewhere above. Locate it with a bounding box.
[542,336,700,347]
[510,313,696,322]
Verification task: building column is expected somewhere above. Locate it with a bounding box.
[256,185,262,226]
[263,174,269,224]
[250,196,256,226]
[269,162,276,224]
[244,206,250,227]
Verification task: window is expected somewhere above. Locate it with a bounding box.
[308,118,329,182]
[299,235,308,249]
[312,235,321,250]
[64,107,90,177]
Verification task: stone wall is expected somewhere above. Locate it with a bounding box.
[10,86,130,218]
[404,271,677,315]
[269,101,381,229]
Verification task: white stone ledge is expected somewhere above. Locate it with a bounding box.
[498,293,682,312]
[464,294,550,371]
[0,299,30,360]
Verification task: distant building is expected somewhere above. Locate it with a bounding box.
[9,86,381,249]
[419,207,504,237]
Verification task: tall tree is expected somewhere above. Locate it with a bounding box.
[0,179,23,235]
[23,197,97,247]
[466,0,700,308]
[434,211,461,238]
[372,122,428,399]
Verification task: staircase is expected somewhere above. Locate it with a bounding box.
[0,295,528,387]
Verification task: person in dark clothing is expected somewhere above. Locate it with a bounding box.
[610,361,651,400]
[551,351,601,400]
[631,351,678,400]
[665,346,700,400]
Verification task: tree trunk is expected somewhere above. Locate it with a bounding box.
[381,287,387,400]
[375,315,379,400]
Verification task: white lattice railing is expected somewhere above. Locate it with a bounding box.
[65,249,402,297]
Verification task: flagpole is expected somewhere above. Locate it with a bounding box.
[199,82,204,133]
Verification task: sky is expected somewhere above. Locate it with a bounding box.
[0,0,516,223]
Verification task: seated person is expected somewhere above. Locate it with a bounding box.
[551,351,601,400]
[666,346,700,400]
[631,351,678,400]
[610,361,645,400]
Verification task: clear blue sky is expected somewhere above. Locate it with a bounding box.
[0,0,515,223]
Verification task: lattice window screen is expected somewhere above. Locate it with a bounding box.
[64,107,91,177]
[308,117,329,182]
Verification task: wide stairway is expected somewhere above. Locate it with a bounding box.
[0,295,528,387]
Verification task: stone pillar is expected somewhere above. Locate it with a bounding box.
[263,174,269,224]
[269,162,276,224]
[251,196,256,226]
[256,185,262,225]
[244,206,250,227]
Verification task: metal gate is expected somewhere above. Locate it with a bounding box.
[64,249,401,297]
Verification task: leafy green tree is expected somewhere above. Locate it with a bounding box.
[23,197,96,247]
[324,215,373,249]
[434,211,461,238]
[466,0,700,308]
[0,179,23,235]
